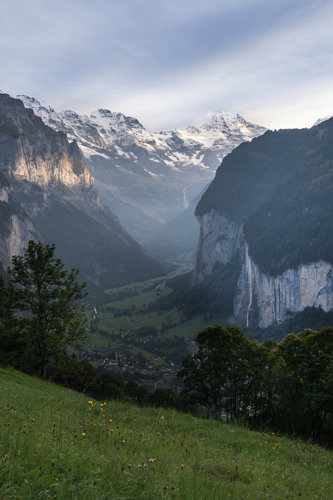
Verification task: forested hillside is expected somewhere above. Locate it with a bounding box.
[196,120,333,275]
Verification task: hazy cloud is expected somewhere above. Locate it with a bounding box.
[1,0,333,129]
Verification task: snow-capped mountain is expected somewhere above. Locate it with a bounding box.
[18,95,267,242]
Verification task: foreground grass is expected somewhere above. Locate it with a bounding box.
[0,368,332,499]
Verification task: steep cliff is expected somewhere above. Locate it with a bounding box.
[0,173,40,273]
[0,94,95,200]
[195,120,333,328]
[0,94,163,286]
[235,244,332,327]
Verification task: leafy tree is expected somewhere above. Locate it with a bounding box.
[252,339,278,425]
[7,240,87,376]
[272,328,333,439]
[178,325,260,419]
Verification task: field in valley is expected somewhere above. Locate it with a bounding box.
[85,265,221,386]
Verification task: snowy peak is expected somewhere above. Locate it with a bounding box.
[88,109,144,147]
[16,94,66,131]
[174,112,266,152]
[200,111,244,130]
[17,94,52,112]
[199,111,264,136]
[17,94,266,165]
[17,93,267,188]
[90,109,144,131]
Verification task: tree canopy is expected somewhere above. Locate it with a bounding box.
[178,325,333,443]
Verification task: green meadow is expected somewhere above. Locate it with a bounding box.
[0,367,332,499]
[92,266,219,352]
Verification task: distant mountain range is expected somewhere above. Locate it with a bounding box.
[18,95,266,243]
[0,93,163,287]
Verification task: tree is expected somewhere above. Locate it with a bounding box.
[272,328,333,439]
[7,240,87,376]
[0,275,22,365]
[178,325,260,419]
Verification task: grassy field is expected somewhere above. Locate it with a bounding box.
[0,367,332,499]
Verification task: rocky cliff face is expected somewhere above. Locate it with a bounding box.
[195,212,243,281]
[0,175,40,272]
[0,94,163,286]
[0,94,96,203]
[195,211,333,328]
[0,213,39,271]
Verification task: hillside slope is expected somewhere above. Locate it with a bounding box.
[195,120,333,327]
[0,367,332,499]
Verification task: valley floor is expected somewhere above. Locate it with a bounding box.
[85,265,219,388]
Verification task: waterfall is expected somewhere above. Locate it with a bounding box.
[245,245,253,328]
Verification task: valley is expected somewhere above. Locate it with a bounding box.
[1,3,333,497]
[84,264,220,388]
[1,91,333,375]
[18,95,266,247]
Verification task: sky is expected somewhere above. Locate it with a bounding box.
[1,0,333,131]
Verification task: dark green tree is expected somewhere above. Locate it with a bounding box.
[178,325,260,419]
[272,328,333,439]
[0,275,22,365]
[7,240,87,376]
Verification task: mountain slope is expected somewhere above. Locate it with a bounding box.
[0,93,163,286]
[194,120,333,328]
[146,188,206,260]
[18,95,266,242]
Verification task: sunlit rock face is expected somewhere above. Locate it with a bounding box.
[0,94,96,203]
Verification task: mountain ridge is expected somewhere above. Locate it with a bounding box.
[0,93,163,287]
[194,118,333,327]
[17,94,267,242]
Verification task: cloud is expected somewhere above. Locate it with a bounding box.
[1,0,333,129]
